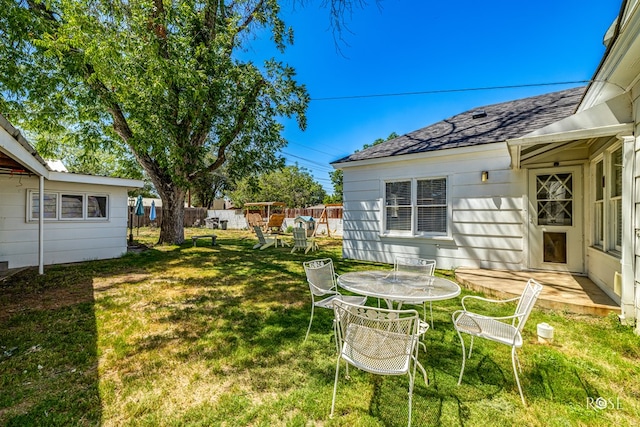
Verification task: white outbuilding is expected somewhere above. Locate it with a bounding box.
[0,114,143,273]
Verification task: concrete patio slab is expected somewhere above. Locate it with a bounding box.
[454,268,620,317]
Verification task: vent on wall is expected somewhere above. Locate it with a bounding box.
[472,110,487,119]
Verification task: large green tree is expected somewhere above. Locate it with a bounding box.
[230,164,325,208]
[0,0,309,244]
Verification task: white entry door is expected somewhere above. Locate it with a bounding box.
[528,166,584,272]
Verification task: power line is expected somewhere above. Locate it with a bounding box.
[310,80,590,101]
[286,141,339,157]
[281,151,335,171]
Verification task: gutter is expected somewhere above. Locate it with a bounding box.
[576,0,629,111]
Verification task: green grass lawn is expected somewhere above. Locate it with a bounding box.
[1,228,639,426]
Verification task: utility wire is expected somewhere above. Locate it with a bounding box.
[281,151,335,171]
[286,141,339,157]
[310,80,590,101]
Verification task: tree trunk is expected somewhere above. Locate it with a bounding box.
[157,185,187,245]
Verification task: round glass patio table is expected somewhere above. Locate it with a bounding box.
[337,270,461,309]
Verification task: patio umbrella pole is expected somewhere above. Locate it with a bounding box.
[135,195,144,236]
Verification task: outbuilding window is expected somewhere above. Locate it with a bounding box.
[29,191,108,221]
[384,177,448,236]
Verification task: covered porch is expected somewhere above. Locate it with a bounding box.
[455,267,620,317]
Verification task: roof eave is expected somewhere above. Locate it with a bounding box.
[48,171,144,188]
[0,115,50,177]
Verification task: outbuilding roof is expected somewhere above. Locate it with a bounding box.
[0,113,143,188]
[332,86,585,164]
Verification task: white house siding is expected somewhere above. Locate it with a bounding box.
[341,143,528,270]
[0,175,129,269]
[633,80,640,332]
[588,248,623,302]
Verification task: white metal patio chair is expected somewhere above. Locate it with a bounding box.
[303,258,367,342]
[331,299,428,427]
[394,257,437,328]
[452,278,543,405]
[291,227,318,254]
[252,225,277,250]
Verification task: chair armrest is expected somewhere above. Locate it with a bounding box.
[460,310,525,322]
[417,320,430,336]
[308,280,338,297]
[452,309,482,333]
[460,294,521,311]
[454,310,522,345]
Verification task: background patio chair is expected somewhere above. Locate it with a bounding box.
[452,278,543,405]
[291,227,318,254]
[246,212,265,229]
[394,256,437,328]
[252,225,276,250]
[265,213,285,233]
[331,299,428,427]
[303,258,367,342]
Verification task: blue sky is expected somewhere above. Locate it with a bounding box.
[245,0,622,194]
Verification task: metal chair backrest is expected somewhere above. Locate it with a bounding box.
[333,299,420,375]
[303,258,337,296]
[394,256,436,276]
[513,279,544,330]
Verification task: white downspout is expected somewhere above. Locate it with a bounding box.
[620,135,635,323]
[38,175,44,275]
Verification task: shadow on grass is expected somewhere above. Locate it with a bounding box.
[2,231,632,425]
[0,269,101,425]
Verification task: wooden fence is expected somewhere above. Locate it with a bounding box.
[130,207,209,228]
[284,207,342,219]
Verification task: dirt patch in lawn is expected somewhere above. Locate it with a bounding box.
[0,271,151,322]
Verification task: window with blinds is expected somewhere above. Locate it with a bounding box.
[384,177,448,235]
[591,145,623,255]
[610,147,622,251]
[593,160,603,248]
[385,181,411,231]
[417,178,447,233]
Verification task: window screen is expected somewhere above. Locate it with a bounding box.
[417,178,447,233]
[88,196,107,218]
[31,192,57,219]
[385,181,411,231]
[61,194,84,219]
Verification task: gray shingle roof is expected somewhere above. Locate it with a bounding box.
[332,86,585,164]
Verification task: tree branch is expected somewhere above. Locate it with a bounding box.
[190,78,265,178]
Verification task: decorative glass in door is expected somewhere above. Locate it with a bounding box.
[536,173,573,226]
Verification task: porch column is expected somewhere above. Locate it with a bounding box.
[620,135,635,323]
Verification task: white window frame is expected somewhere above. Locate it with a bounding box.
[609,145,623,252]
[28,190,109,222]
[382,176,449,238]
[61,193,85,219]
[591,143,622,255]
[87,195,109,219]
[29,191,59,221]
[592,155,604,249]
